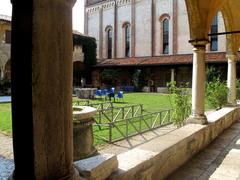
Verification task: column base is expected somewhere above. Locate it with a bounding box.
[186,114,207,125]
[9,167,80,180]
[226,102,237,107]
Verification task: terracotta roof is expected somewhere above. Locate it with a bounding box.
[0,14,11,22]
[95,52,228,67]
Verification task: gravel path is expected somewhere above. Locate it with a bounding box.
[0,133,14,180]
[0,156,14,180]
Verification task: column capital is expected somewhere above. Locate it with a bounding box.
[226,53,237,62]
[189,39,209,48]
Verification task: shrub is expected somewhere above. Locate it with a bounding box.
[101,68,120,87]
[132,69,145,91]
[206,77,228,109]
[236,79,240,99]
[168,81,191,126]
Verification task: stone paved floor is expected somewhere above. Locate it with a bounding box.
[167,120,240,180]
[98,124,178,155]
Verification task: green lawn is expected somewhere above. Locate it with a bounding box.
[0,93,172,136]
[0,103,12,135]
[0,93,213,144]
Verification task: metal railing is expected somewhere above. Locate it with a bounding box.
[93,108,173,143]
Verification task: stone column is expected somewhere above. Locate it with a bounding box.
[0,67,4,80]
[187,40,208,125]
[171,68,175,82]
[227,54,237,106]
[10,0,79,179]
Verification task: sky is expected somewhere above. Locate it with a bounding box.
[0,0,84,33]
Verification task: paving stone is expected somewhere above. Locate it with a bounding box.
[168,120,240,180]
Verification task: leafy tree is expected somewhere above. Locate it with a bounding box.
[168,81,191,126]
[206,65,221,83]
[206,77,228,109]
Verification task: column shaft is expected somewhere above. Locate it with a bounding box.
[171,68,175,82]
[11,0,79,179]
[187,41,208,125]
[227,54,237,106]
[0,67,4,80]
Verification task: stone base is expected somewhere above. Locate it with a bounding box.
[9,167,80,180]
[74,154,118,180]
[225,103,237,107]
[186,115,207,125]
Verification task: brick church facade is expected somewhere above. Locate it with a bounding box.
[85,0,238,91]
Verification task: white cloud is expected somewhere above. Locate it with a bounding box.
[0,0,84,33]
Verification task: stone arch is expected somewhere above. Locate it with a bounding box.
[122,21,130,28]
[104,25,113,59]
[220,1,240,53]
[159,14,170,54]
[159,13,170,22]
[184,0,227,40]
[105,25,113,32]
[122,22,131,57]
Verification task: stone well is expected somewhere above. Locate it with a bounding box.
[73,106,98,161]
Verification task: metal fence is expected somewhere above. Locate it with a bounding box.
[72,100,173,143]
[93,108,173,143]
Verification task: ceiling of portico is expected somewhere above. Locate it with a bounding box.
[185,0,226,40]
[185,0,240,53]
[221,0,240,53]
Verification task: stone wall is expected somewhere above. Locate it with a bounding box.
[73,45,84,62]
[0,20,11,79]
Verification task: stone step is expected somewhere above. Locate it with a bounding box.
[74,153,118,180]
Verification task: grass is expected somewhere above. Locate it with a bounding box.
[0,103,12,135]
[0,92,214,145]
[0,93,171,136]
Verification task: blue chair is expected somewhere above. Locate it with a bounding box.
[116,91,124,102]
[95,89,102,99]
[102,89,108,100]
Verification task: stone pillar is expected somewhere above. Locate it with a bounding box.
[0,67,4,80]
[171,68,175,82]
[227,54,237,106]
[187,40,208,125]
[10,0,79,179]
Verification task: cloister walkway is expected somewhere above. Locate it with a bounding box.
[168,119,240,180]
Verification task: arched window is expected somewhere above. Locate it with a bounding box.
[210,14,218,51]
[162,19,169,54]
[124,24,130,57]
[107,28,112,59]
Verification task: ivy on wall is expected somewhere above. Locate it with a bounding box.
[73,34,97,84]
